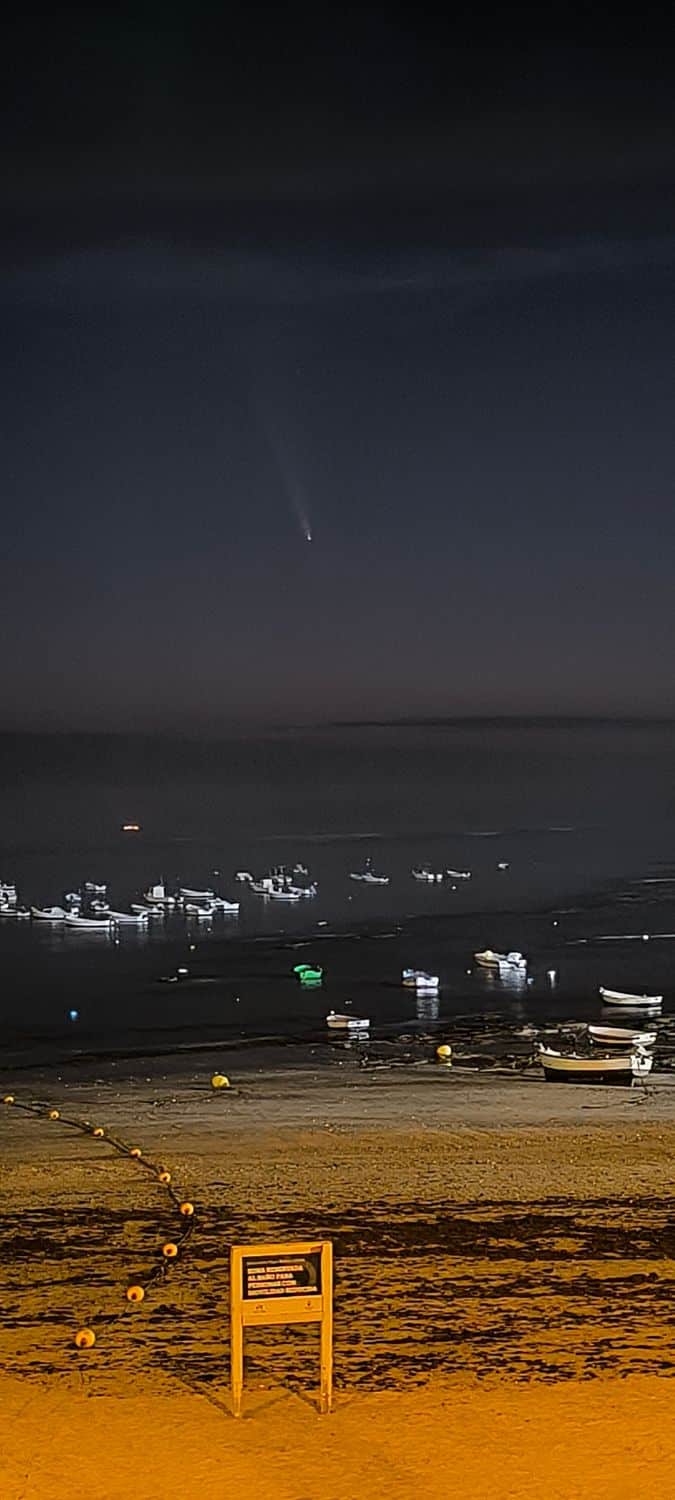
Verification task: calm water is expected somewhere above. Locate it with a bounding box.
[2,721,675,1074]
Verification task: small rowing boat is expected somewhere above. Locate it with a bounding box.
[31,906,68,921]
[539,1044,653,1083]
[599,987,662,1007]
[588,1024,657,1047]
[65,913,113,930]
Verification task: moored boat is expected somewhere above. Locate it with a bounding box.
[31,906,68,921]
[131,902,165,916]
[65,913,114,930]
[0,904,31,918]
[143,882,178,908]
[446,869,472,880]
[350,859,390,885]
[180,887,216,900]
[588,1024,657,1047]
[475,949,527,972]
[105,909,150,924]
[402,968,439,989]
[599,987,662,1007]
[539,1043,653,1083]
[326,1010,369,1029]
[411,865,443,883]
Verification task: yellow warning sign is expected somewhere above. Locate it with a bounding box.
[230,1239,333,1416]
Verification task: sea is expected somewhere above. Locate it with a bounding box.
[2,720,675,1080]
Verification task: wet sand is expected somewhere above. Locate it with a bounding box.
[3,1065,675,1496]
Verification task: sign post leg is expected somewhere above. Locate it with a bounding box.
[320,1242,333,1414]
[230,1248,244,1417]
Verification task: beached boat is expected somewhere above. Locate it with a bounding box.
[411,865,443,883]
[31,906,68,921]
[475,949,527,972]
[539,1044,653,1083]
[326,1011,370,1029]
[402,968,439,989]
[446,869,472,880]
[588,1024,657,1047]
[65,913,114,930]
[143,882,178,908]
[599,987,663,1007]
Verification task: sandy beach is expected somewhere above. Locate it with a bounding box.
[2,1061,675,1496]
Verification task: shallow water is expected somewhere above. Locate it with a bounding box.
[4,722,675,1072]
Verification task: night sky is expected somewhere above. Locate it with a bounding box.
[4,22,675,727]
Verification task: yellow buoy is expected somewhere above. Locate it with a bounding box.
[210,1073,230,1089]
[179,1201,195,1216]
[49,1109,60,1120]
[92,1127,105,1138]
[74,1328,96,1349]
[158,1170,171,1184]
[436,1044,452,1060]
[126,1285,145,1302]
[3,1095,15,1105]
[129,1147,142,1158]
[162,1242,178,1259]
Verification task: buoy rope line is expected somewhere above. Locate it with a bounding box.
[2,1091,196,1351]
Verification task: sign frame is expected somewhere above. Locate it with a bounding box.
[230,1239,333,1417]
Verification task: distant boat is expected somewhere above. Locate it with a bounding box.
[446,869,471,880]
[31,906,68,921]
[180,887,216,900]
[185,903,215,918]
[0,904,30,918]
[294,963,323,985]
[539,1043,653,1084]
[143,882,178,908]
[235,871,254,883]
[83,881,107,895]
[588,1024,657,1047]
[497,862,510,871]
[293,864,309,877]
[0,881,17,905]
[350,858,390,886]
[599,987,663,1007]
[65,913,113,930]
[122,823,141,833]
[210,897,240,913]
[326,1011,370,1029]
[411,865,443,883]
[105,909,150,925]
[131,902,165,916]
[475,949,527,973]
[402,968,439,989]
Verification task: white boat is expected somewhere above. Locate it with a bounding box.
[350,859,390,885]
[31,906,68,921]
[250,877,301,901]
[185,903,215,918]
[143,882,178,908]
[105,909,150,924]
[402,968,439,989]
[235,871,253,883]
[446,869,471,880]
[475,949,527,972]
[293,864,309,877]
[0,881,17,904]
[411,865,443,883]
[180,886,215,900]
[497,862,510,871]
[0,904,30,918]
[539,1043,653,1083]
[90,899,111,913]
[83,881,107,895]
[588,1024,657,1047]
[326,1011,370,1029]
[131,902,165,916]
[210,897,240,913]
[65,913,113,930]
[599,987,663,1007]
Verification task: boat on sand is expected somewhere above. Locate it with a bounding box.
[588,1024,657,1046]
[539,1044,653,1083]
[326,1011,369,1029]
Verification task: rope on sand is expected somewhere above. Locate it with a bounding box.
[2,1091,196,1350]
